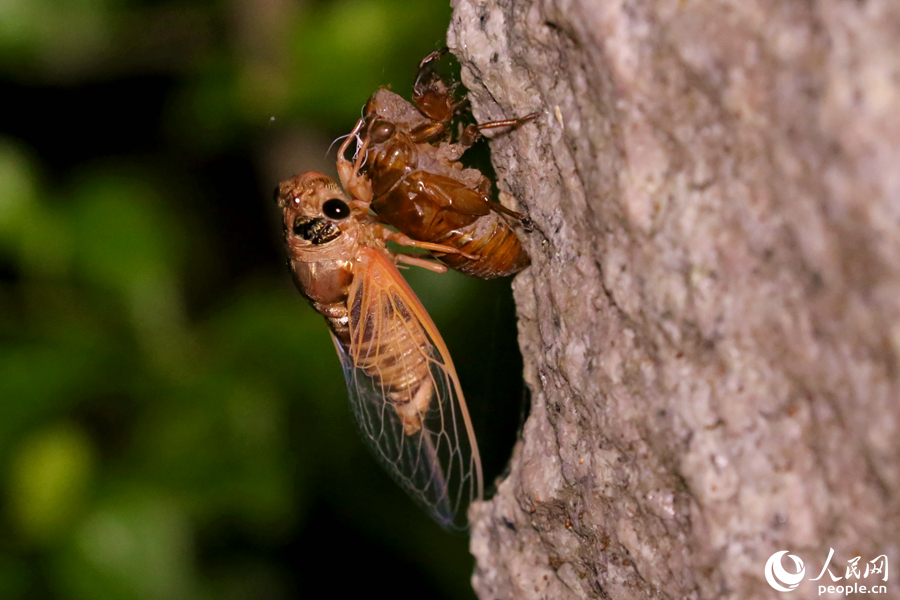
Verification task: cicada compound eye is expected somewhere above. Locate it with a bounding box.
[322,198,351,220]
[369,119,396,144]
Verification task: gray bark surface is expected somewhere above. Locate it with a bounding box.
[448,1,900,598]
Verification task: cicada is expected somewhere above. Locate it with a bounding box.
[276,171,483,529]
[338,49,538,279]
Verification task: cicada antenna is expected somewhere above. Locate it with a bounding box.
[325,133,353,159]
[326,129,366,162]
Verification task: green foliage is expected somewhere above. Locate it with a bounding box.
[0,2,518,599]
[9,423,94,545]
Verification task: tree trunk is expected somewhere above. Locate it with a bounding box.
[448,0,900,598]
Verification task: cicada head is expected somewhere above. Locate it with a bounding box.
[276,172,364,260]
[412,67,455,124]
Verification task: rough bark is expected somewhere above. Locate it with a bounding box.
[448,1,900,598]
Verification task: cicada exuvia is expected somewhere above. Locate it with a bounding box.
[337,49,538,279]
[276,171,483,528]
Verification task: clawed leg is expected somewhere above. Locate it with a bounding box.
[414,48,450,94]
[337,119,373,205]
[492,201,525,220]
[417,47,449,71]
[460,111,541,146]
[385,230,479,261]
[395,253,448,274]
[494,191,534,231]
[492,194,525,220]
[495,204,537,233]
[478,112,541,131]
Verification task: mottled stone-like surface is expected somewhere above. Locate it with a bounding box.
[449,0,900,598]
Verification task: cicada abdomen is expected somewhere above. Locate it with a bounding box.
[276,171,483,528]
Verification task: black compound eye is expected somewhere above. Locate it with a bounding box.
[322,198,351,220]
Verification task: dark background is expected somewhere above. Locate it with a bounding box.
[0,1,525,598]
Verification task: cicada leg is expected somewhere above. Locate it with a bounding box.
[416,47,450,72]
[395,253,448,274]
[492,190,537,231]
[460,111,541,147]
[384,228,480,261]
[495,191,539,233]
[477,112,541,131]
[337,118,374,205]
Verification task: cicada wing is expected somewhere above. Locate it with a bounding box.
[332,249,483,529]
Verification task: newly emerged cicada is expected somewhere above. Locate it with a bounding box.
[276,171,483,528]
[338,49,538,279]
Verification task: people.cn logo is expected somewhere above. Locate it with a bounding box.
[765,551,806,592]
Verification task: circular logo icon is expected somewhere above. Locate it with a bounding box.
[765,551,805,592]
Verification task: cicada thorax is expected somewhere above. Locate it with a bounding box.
[363,117,531,279]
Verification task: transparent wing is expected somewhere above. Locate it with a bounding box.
[331,249,483,529]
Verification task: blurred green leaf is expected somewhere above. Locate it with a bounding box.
[7,423,95,545]
[69,170,184,295]
[0,139,75,279]
[283,0,451,126]
[0,556,31,600]
[130,373,296,536]
[201,285,343,401]
[0,333,108,448]
[0,0,113,76]
[0,1,492,599]
[0,139,37,234]
[57,488,193,600]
